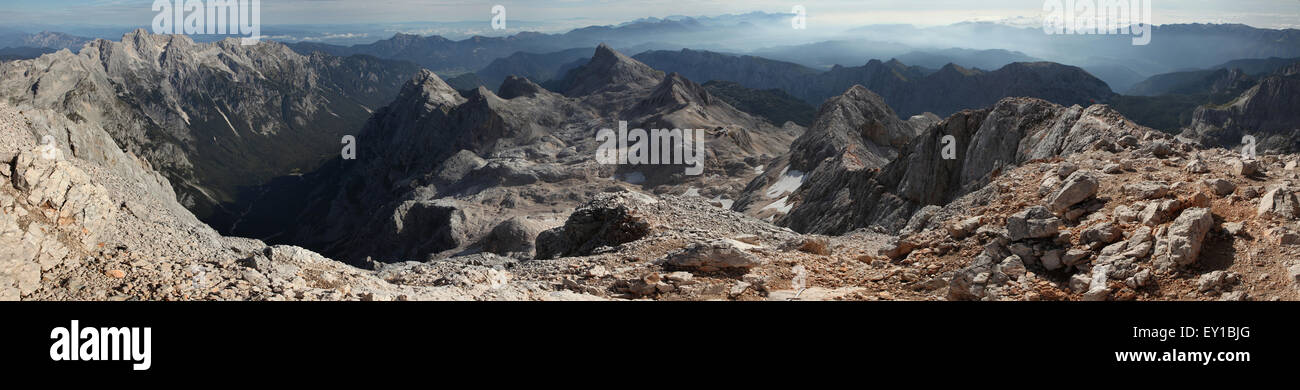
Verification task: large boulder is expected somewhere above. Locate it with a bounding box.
[1153,208,1215,271]
[1229,159,1259,177]
[1257,185,1300,219]
[1203,178,1236,197]
[1006,206,1063,241]
[535,193,654,259]
[1122,182,1171,200]
[384,199,468,260]
[665,240,763,272]
[1047,170,1099,213]
[481,217,546,257]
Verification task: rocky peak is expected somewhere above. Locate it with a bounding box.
[497,75,545,99]
[934,63,980,77]
[460,86,508,111]
[560,43,664,97]
[402,69,468,108]
[788,85,911,171]
[630,72,713,113]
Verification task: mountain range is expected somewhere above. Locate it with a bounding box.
[3,18,1300,302]
[0,29,422,229]
[634,49,1115,118]
[222,43,799,264]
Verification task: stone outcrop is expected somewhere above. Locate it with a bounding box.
[1182,62,1300,153]
[536,193,654,259]
[665,240,764,272]
[779,97,1154,235]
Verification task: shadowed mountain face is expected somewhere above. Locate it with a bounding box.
[702,80,816,126]
[475,48,595,90]
[256,44,798,264]
[1182,62,1300,153]
[0,30,422,227]
[632,49,1116,118]
[1126,57,1300,96]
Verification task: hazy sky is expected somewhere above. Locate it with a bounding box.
[4,0,1298,30]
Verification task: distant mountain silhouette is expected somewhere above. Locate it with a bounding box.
[634,49,1115,118]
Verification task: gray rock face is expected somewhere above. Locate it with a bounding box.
[0,29,421,225]
[780,97,1154,234]
[0,99,607,302]
[11,149,115,248]
[1183,63,1300,153]
[278,69,596,264]
[276,45,793,264]
[1153,208,1215,271]
[665,240,763,272]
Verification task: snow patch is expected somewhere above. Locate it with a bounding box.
[215,106,239,137]
[761,196,793,213]
[713,197,734,209]
[765,167,805,198]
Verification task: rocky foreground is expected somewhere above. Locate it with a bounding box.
[3,88,1300,300]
